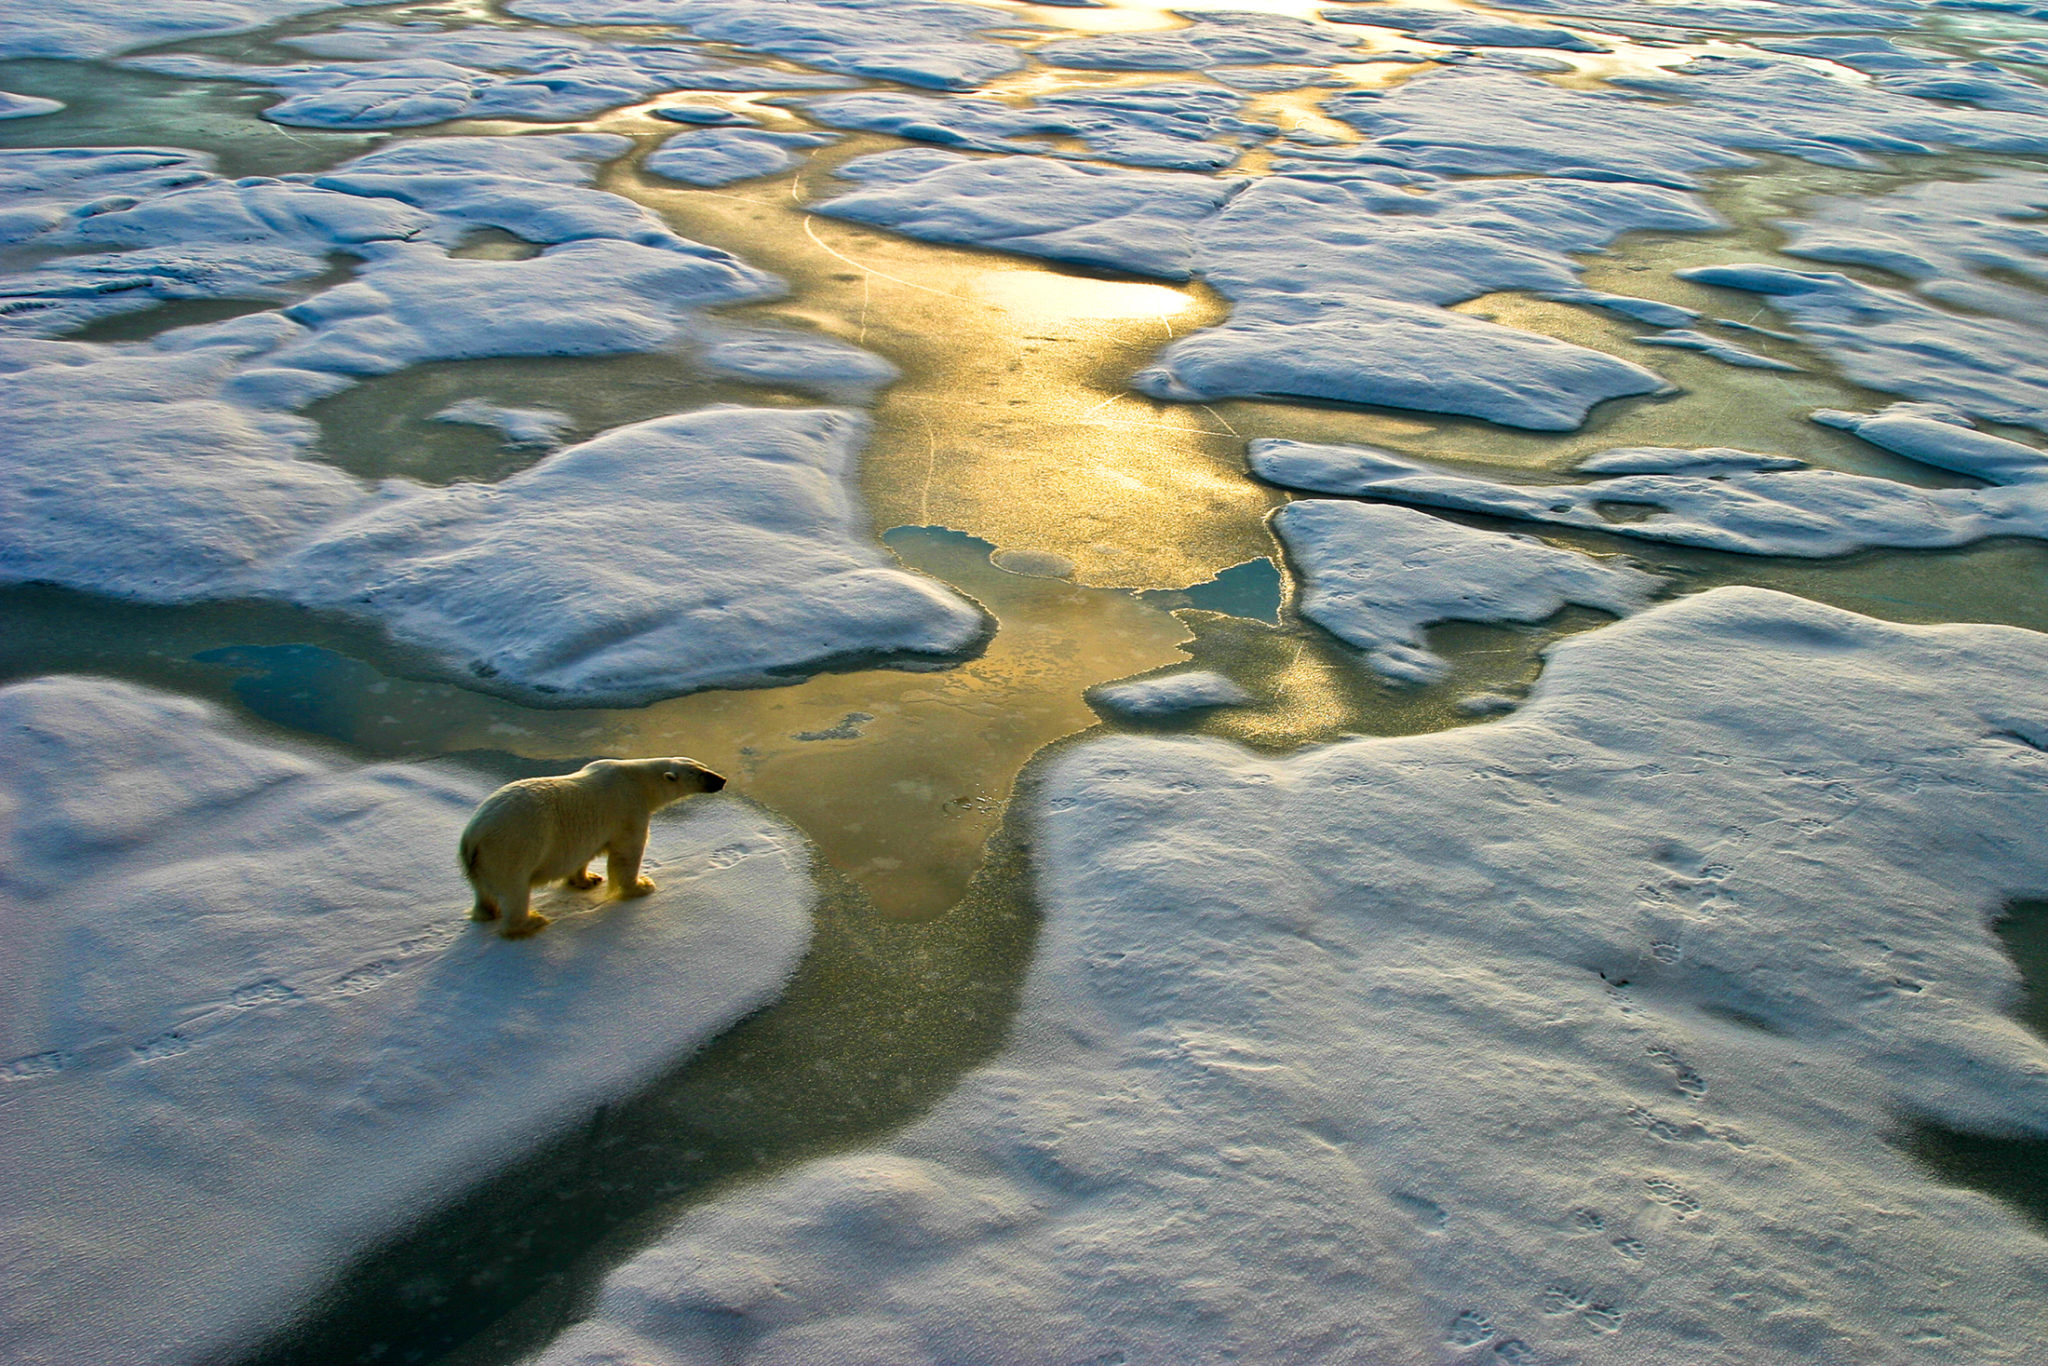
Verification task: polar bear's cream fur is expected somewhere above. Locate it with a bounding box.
[460,757,726,938]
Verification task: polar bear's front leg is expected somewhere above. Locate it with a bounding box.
[606,822,656,897]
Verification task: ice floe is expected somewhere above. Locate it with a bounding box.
[817,157,1699,427]
[799,84,1267,172]
[1679,263,2048,432]
[1090,670,1255,717]
[1033,10,1375,71]
[509,0,1028,91]
[1274,499,1664,681]
[1247,408,2048,557]
[128,30,852,129]
[1325,58,2048,187]
[1322,4,1611,51]
[532,587,2048,1366]
[0,675,815,1366]
[644,127,838,186]
[0,0,359,60]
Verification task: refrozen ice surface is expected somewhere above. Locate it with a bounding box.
[508,0,1028,90]
[1274,498,1664,681]
[431,398,575,448]
[0,675,816,1366]
[0,0,364,60]
[533,587,2048,1366]
[1089,670,1255,717]
[643,128,838,186]
[1247,413,2048,558]
[1324,58,2048,187]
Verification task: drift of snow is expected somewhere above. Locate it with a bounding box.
[0,0,362,60]
[1033,10,1374,71]
[532,587,2048,1366]
[1274,499,1664,681]
[0,675,816,1366]
[1090,670,1254,717]
[431,398,575,447]
[1246,414,2048,558]
[1322,4,1610,52]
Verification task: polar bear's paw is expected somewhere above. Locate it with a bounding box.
[501,912,552,939]
[470,900,500,922]
[565,868,602,890]
[622,877,657,898]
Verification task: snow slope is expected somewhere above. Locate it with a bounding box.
[0,676,816,1366]
[534,587,2048,1366]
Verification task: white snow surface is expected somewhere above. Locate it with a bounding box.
[0,0,368,60]
[0,91,62,119]
[508,0,1027,90]
[644,128,838,186]
[1322,4,1610,51]
[533,587,2048,1366]
[0,675,816,1366]
[1032,10,1375,70]
[1325,58,2048,186]
[1274,499,1664,681]
[1090,670,1255,717]
[1246,414,2048,558]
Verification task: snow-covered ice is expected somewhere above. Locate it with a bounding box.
[0,91,62,119]
[1089,669,1255,717]
[508,0,1028,91]
[1033,10,1375,71]
[531,588,2048,1366]
[0,675,816,1366]
[1246,414,2048,558]
[644,128,838,186]
[0,0,360,60]
[1631,327,1802,371]
[1274,498,1664,681]
[1321,4,1611,52]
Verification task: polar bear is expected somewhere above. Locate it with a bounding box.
[460,757,727,938]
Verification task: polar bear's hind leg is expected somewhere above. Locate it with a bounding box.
[565,866,602,890]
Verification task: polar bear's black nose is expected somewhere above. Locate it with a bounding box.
[704,771,727,793]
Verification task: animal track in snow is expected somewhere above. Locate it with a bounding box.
[1644,1176,1701,1216]
[2,1051,71,1081]
[1447,1309,1496,1347]
[1647,1044,1707,1097]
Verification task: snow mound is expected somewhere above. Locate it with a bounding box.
[0,675,816,1366]
[431,398,575,447]
[508,0,1027,90]
[1632,327,1801,371]
[817,151,1237,280]
[644,128,837,186]
[1246,416,2048,558]
[0,90,62,118]
[1090,670,1254,717]
[1274,499,1664,681]
[533,587,2048,1366]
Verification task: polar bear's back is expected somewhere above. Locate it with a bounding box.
[461,768,641,884]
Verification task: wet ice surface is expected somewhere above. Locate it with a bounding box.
[11,0,2048,1360]
[537,590,2048,1366]
[0,675,814,1366]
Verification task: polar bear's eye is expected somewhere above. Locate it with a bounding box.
[663,770,678,781]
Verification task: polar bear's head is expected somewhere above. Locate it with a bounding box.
[598,756,728,806]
